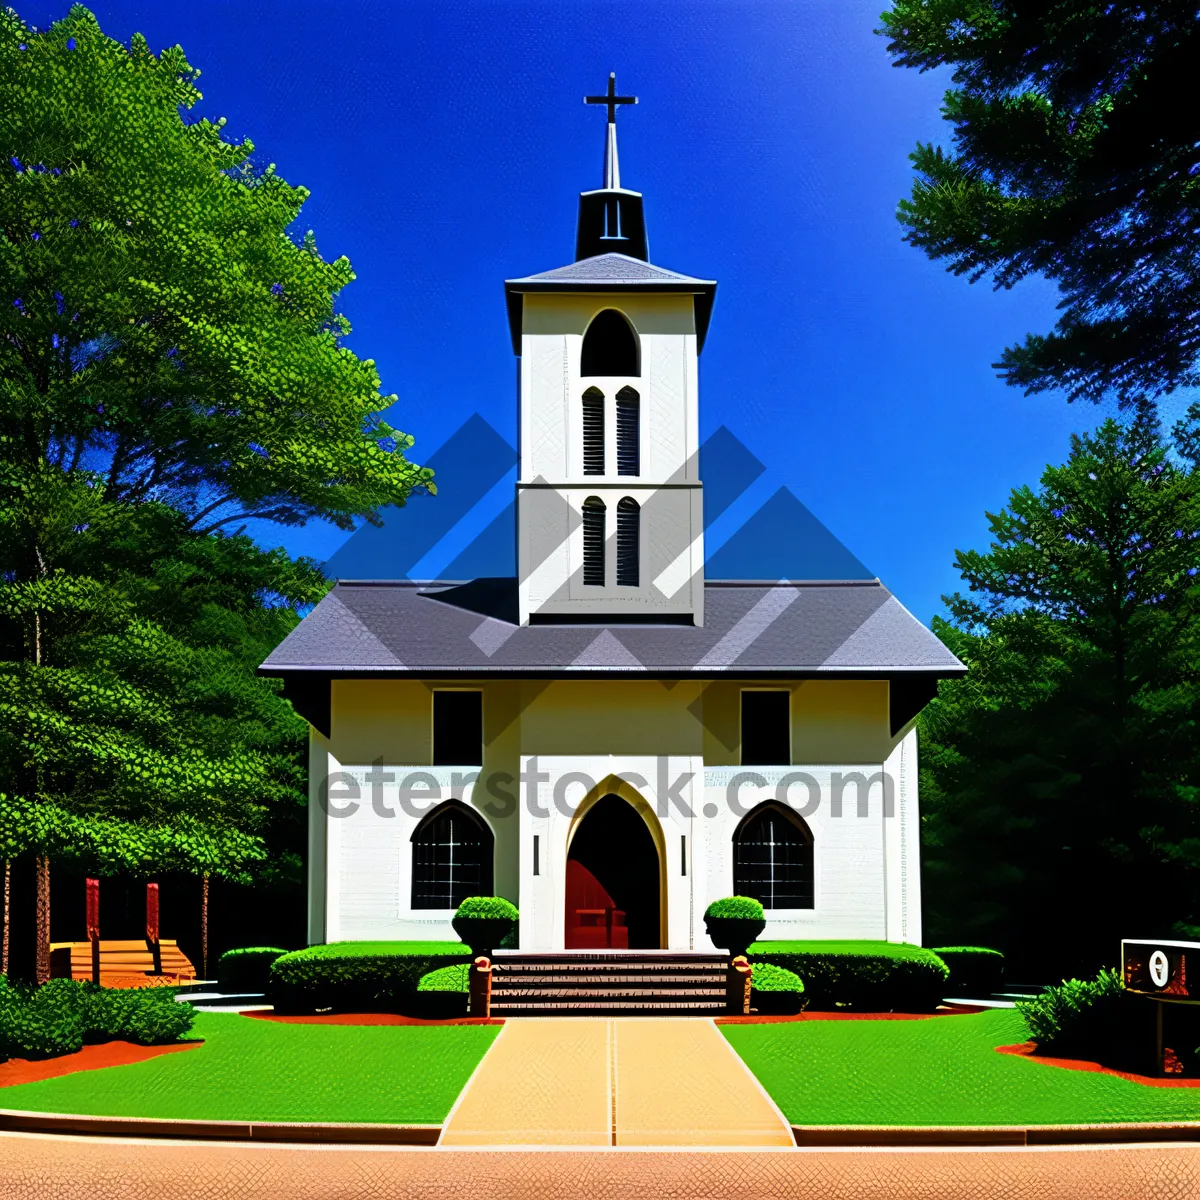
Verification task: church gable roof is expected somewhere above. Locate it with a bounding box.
[507,253,714,287]
[261,578,963,679]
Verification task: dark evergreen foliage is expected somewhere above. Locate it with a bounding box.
[881,1,1200,407]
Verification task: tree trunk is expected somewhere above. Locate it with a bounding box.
[201,872,210,978]
[1,858,9,977]
[35,854,50,985]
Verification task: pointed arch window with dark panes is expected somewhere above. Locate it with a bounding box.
[616,497,640,587]
[581,309,640,377]
[616,387,640,476]
[733,802,814,910]
[411,801,494,910]
[582,496,606,586]
[582,387,605,476]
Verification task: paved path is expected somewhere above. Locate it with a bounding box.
[2,1132,1199,1199]
[439,1018,794,1147]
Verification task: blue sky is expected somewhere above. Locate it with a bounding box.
[25,0,1152,621]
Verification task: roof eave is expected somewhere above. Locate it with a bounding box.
[503,278,717,355]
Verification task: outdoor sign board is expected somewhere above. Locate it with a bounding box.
[1122,939,1199,1002]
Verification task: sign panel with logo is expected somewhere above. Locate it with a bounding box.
[1122,939,1197,1002]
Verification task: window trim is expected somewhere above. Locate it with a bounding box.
[731,800,815,911]
[409,798,495,911]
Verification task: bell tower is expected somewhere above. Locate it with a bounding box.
[505,75,717,626]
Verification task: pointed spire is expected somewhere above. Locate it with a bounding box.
[578,74,647,262]
[605,119,620,190]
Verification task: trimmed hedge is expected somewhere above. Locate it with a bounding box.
[932,946,1005,998]
[216,948,287,994]
[0,976,195,1061]
[268,941,470,1013]
[750,941,950,1012]
[413,963,470,1019]
[751,961,806,1015]
[705,897,765,921]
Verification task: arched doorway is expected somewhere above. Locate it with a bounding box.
[565,793,661,949]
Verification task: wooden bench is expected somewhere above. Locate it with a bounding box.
[49,940,196,988]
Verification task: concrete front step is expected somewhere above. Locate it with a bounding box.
[488,952,733,1016]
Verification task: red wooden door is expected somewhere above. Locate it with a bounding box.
[564,859,629,949]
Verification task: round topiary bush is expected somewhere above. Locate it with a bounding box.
[452,896,519,955]
[703,896,766,956]
[750,961,806,1015]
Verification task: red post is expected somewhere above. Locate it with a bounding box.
[86,877,100,987]
[727,955,752,1015]
[146,882,162,975]
[469,956,493,1018]
[145,882,159,943]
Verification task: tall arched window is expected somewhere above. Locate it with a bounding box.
[582,496,606,586]
[732,802,814,909]
[616,386,640,476]
[582,387,605,476]
[617,497,640,587]
[411,801,494,909]
[581,310,639,377]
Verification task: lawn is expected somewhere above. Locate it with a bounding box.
[0,1012,499,1125]
[723,1008,1200,1126]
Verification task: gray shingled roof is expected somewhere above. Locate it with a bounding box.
[507,253,714,286]
[260,579,962,677]
[504,253,718,353]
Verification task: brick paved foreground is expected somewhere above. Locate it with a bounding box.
[1,1132,1199,1200]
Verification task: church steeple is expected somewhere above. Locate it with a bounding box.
[576,74,648,262]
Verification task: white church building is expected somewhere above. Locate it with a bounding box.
[261,78,964,955]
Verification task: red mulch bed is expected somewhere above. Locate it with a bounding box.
[245,1012,504,1027]
[717,1004,986,1024]
[996,1040,1200,1088]
[0,1040,200,1088]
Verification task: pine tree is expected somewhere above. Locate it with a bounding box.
[880,2,1200,407]
[920,411,1200,974]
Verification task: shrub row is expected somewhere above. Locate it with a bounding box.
[216,948,287,994]
[269,941,470,1013]
[749,941,950,1012]
[931,946,1005,997]
[0,977,195,1060]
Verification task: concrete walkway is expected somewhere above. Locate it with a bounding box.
[439,1018,794,1147]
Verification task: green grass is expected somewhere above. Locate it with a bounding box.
[0,1011,499,1125]
[723,1008,1200,1126]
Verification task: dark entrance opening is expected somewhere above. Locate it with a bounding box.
[565,794,660,949]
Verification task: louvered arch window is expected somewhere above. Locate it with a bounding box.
[581,309,640,377]
[411,801,494,910]
[582,387,605,476]
[616,387,639,476]
[617,497,640,587]
[732,802,814,910]
[582,496,606,586]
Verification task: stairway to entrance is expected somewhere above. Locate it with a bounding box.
[489,952,729,1016]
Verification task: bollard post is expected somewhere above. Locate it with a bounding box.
[727,955,752,1015]
[469,955,493,1018]
[86,877,100,987]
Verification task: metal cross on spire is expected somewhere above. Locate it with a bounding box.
[585,74,637,190]
[585,72,637,124]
